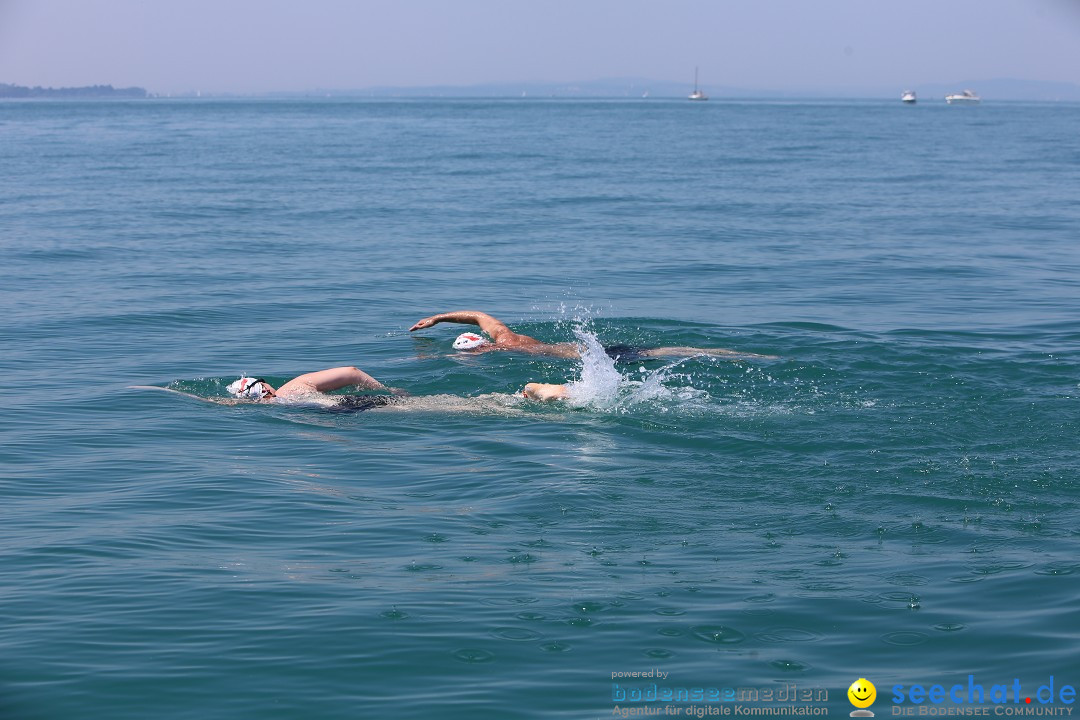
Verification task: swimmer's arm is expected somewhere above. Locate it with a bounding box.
[277,366,386,396]
[409,310,516,343]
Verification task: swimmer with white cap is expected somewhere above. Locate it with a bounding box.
[226,366,395,404]
[410,310,776,361]
[223,364,569,407]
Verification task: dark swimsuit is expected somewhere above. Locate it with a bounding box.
[325,395,401,413]
[603,345,650,363]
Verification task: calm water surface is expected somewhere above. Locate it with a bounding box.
[2,98,1079,719]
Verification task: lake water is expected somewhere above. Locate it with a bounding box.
[2,97,1079,719]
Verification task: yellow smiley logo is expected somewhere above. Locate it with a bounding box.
[848,678,877,709]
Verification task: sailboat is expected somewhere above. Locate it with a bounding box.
[689,67,708,101]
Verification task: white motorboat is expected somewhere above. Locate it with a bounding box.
[946,89,980,104]
[689,67,708,101]
[901,90,916,104]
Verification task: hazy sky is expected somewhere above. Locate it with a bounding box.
[2,0,1079,94]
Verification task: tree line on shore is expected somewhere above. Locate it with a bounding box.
[0,83,147,98]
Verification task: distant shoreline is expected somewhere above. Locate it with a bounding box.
[0,83,147,99]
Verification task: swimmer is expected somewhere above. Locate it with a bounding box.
[232,366,571,407]
[133,364,568,411]
[409,310,776,361]
[224,366,403,411]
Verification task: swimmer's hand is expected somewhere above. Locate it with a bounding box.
[409,316,438,331]
[523,383,569,402]
[388,387,411,397]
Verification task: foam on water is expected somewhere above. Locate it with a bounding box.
[387,392,529,416]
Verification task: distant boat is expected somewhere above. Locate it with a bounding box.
[946,89,980,104]
[689,67,708,101]
[901,90,916,104]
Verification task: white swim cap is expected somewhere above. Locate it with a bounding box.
[227,376,270,400]
[452,332,489,350]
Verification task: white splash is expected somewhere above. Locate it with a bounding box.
[564,326,623,408]
[562,324,707,412]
